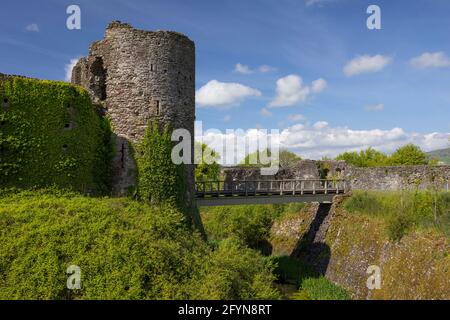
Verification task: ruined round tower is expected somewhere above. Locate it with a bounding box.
[72,21,195,196]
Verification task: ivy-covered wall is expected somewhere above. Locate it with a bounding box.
[0,75,112,193]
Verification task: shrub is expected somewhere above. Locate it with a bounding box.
[0,190,279,300]
[386,213,414,241]
[189,239,280,300]
[200,204,305,249]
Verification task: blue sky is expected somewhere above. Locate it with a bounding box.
[1,0,450,158]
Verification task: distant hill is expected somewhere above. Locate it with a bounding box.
[426,148,450,165]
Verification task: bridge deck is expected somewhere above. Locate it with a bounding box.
[195,179,349,206]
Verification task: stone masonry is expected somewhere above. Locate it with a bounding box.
[222,161,450,191]
[72,21,196,196]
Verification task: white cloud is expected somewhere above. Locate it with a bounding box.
[260,108,273,117]
[196,122,450,162]
[234,63,276,74]
[365,103,384,112]
[410,52,450,69]
[279,124,450,159]
[268,74,326,108]
[196,80,261,108]
[234,63,253,74]
[313,121,328,130]
[288,114,305,122]
[311,78,327,93]
[305,0,331,6]
[257,65,277,73]
[64,58,80,82]
[344,55,391,76]
[25,23,40,32]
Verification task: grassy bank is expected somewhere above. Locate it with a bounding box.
[344,190,450,240]
[324,192,450,299]
[0,190,279,300]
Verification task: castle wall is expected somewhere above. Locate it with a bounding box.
[346,165,450,190]
[222,161,450,191]
[72,21,195,196]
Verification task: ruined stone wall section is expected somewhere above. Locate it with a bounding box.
[346,165,450,190]
[222,161,450,191]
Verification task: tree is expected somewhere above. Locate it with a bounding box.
[279,149,302,168]
[335,147,388,167]
[240,149,301,168]
[389,144,427,166]
[194,142,221,182]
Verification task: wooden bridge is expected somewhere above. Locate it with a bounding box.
[195,179,350,206]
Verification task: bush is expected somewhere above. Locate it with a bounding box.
[386,214,414,241]
[189,239,280,300]
[201,204,305,249]
[0,191,279,300]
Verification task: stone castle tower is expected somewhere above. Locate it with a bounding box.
[72,21,195,196]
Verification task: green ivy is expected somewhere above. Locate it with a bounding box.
[136,121,186,210]
[0,76,112,194]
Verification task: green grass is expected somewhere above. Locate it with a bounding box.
[344,190,450,240]
[272,256,350,300]
[0,190,280,300]
[272,256,315,285]
[291,277,351,300]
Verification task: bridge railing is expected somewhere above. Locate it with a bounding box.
[195,179,349,198]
